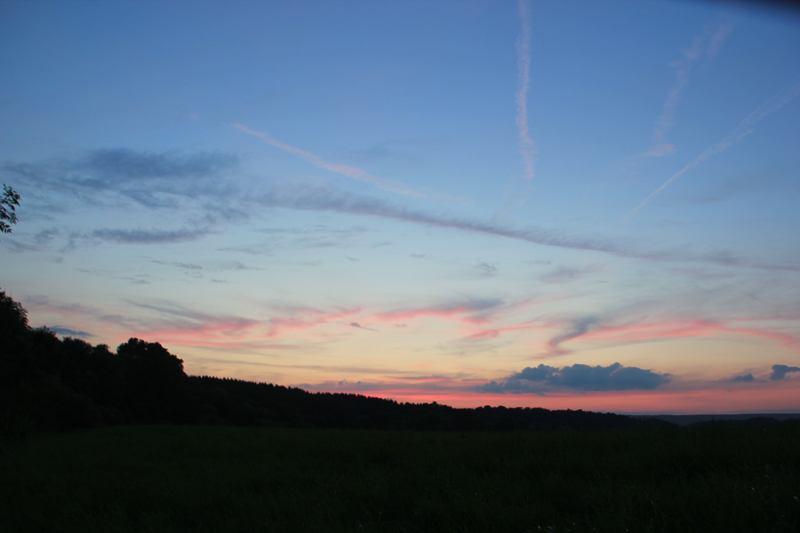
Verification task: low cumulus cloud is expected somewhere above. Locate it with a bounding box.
[770,364,800,381]
[478,362,670,393]
[730,373,757,383]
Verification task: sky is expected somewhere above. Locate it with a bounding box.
[1,0,799,414]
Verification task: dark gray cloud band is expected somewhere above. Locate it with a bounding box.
[4,149,800,273]
[92,228,211,244]
[479,362,670,393]
[770,364,800,380]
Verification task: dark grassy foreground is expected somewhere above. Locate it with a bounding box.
[1,425,799,533]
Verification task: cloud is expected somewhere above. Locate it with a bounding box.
[349,322,376,331]
[375,298,504,325]
[222,224,369,256]
[769,364,800,380]
[534,313,800,359]
[572,317,799,351]
[547,317,600,354]
[626,73,800,221]
[265,306,362,338]
[465,323,543,340]
[92,228,211,244]
[645,20,735,158]
[3,149,238,204]
[252,184,620,254]
[6,148,798,273]
[151,260,203,270]
[476,262,498,277]
[479,362,670,393]
[49,326,94,338]
[2,149,244,250]
[219,260,262,271]
[21,294,267,349]
[515,0,536,179]
[731,373,756,382]
[80,148,237,183]
[540,266,591,284]
[251,183,800,273]
[125,300,263,347]
[234,124,421,197]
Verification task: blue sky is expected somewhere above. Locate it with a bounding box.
[2,0,799,413]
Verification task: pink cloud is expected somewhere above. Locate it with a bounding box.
[465,323,545,340]
[128,317,262,348]
[579,319,798,350]
[375,306,491,325]
[267,307,361,338]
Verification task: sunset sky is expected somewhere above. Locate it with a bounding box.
[2,0,799,414]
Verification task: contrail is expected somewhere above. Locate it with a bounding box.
[234,124,421,197]
[515,0,536,180]
[624,74,800,223]
[646,21,735,157]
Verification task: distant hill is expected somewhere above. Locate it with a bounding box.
[637,413,800,427]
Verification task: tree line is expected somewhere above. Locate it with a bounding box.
[1,289,671,440]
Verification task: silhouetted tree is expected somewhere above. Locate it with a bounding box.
[117,338,187,422]
[0,289,29,356]
[0,185,20,240]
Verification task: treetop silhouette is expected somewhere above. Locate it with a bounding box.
[1,184,20,240]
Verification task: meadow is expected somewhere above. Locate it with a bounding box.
[1,424,798,532]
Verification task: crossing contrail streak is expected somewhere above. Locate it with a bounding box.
[515,0,536,180]
[623,74,800,224]
[234,123,422,197]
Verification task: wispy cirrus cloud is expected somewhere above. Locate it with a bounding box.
[234,123,421,197]
[546,316,600,355]
[2,148,239,206]
[92,228,212,245]
[266,306,362,338]
[374,298,504,326]
[21,294,267,349]
[464,322,543,340]
[126,300,263,347]
[645,20,735,158]
[626,74,800,222]
[543,316,800,356]
[539,265,598,285]
[151,260,203,270]
[515,0,536,179]
[252,183,800,273]
[1,149,243,250]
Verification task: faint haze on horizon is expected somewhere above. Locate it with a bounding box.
[1,0,799,414]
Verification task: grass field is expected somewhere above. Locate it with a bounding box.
[1,425,798,532]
